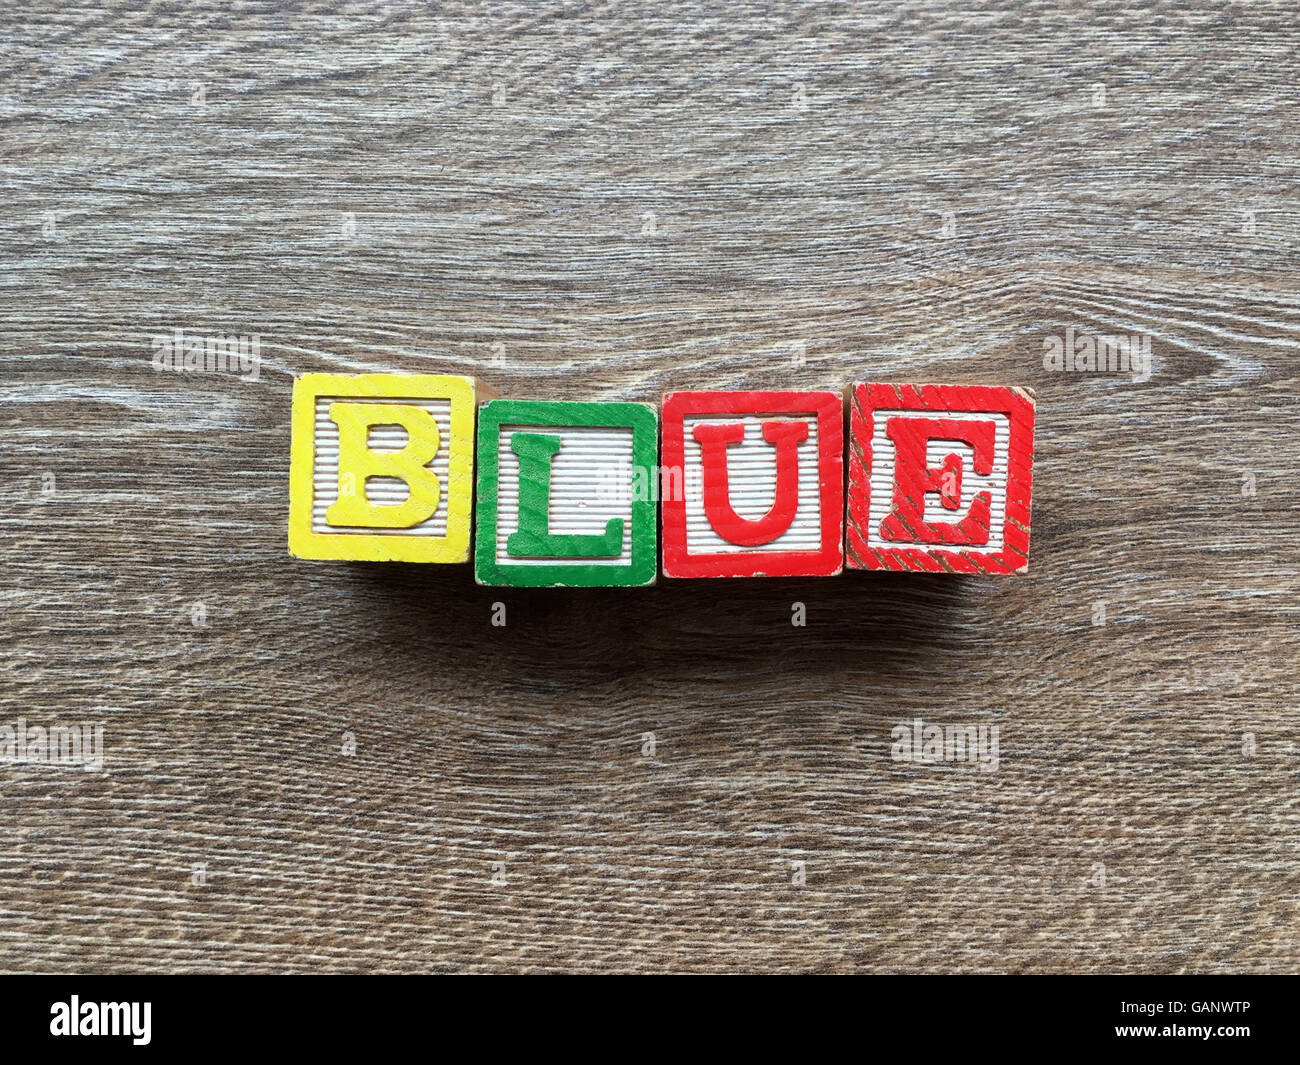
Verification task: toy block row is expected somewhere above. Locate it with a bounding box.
[288,374,1035,584]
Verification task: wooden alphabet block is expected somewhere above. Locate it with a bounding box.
[846,383,1035,574]
[288,373,487,562]
[661,390,844,578]
[474,400,659,587]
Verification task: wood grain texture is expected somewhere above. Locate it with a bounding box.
[1,0,1297,973]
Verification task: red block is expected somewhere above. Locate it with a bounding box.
[846,383,1035,574]
[662,390,844,578]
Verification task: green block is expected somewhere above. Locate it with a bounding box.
[475,400,659,587]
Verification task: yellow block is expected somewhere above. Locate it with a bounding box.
[288,373,483,562]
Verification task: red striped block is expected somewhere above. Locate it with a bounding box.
[846,383,1035,574]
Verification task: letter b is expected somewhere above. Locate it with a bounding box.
[325,402,442,529]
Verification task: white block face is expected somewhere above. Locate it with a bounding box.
[495,424,635,566]
[311,396,451,536]
[681,412,822,554]
[867,410,1010,550]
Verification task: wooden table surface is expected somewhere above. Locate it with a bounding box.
[3,1,1297,974]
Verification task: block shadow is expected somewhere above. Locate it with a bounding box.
[345,561,979,700]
